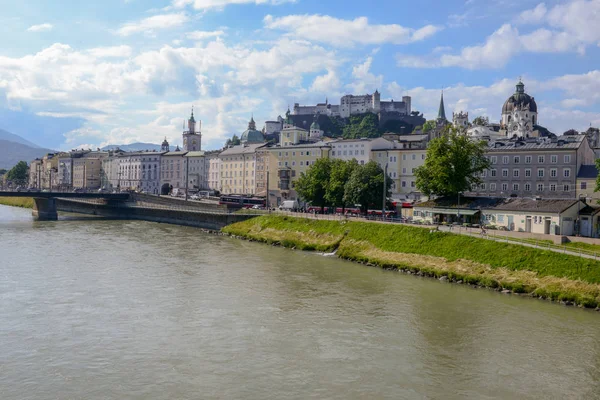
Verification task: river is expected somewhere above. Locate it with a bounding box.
[1,205,600,399]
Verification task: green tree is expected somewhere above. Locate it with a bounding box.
[294,158,332,212]
[343,161,391,214]
[0,168,7,175]
[415,129,490,197]
[472,116,488,126]
[422,120,437,133]
[594,159,600,195]
[342,113,380,139]
[225,134,241,147]
[325,159,359,209]
[6,161,28,185]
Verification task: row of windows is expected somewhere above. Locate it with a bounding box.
[331,150,365,156]
[221,170,255,178]
[332,144,366,148]
[489,154,572,164]
[487,168,571,178]
[277,151,319,157]
[476,182,573,192]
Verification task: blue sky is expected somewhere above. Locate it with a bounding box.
[0,0,599,150]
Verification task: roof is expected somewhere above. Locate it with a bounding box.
[415,196,502,210]
[219,143,266,156]
[269,141,331,150]
[578,164,598,179]
[484,198,579,213]
[185,151,206,157]
[579,204,600,216]
[240,128,264,144]
[162,151,188,157]
[487,135,584,152]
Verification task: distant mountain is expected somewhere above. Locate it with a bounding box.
[0,128,41,148]
[101,142,162,152]
[0,140,55,169]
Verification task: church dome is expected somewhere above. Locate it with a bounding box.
[502,81,537,114]
[310,119,320,130]
[241,117,264,144]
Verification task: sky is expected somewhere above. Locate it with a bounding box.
[0,0,599,150]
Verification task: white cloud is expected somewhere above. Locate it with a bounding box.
[346,57,383,94]
[116,13,188,36]
[518,3,547,24]
[173,0,294,9]
[87,45,133,58]
[263,14,442,47]
[310,69,341,94]
[186,30,225,40]
[27,23,53,32]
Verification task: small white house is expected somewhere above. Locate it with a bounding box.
[482,198,585,235]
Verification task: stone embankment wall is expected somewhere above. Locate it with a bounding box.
[56,199,255,230]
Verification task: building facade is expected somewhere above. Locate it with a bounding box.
[471,135,595,199]
[160,150,188,191]
[218,143,265,195]
[72,151,108,189]
[206,151,221,192]
[185,151,208,191]
[116,151,163,193]
[330,137,393,165]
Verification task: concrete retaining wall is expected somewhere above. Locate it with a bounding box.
[56,199,255,230]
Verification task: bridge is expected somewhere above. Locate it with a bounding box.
[0,191,131,221]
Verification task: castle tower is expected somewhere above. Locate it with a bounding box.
[183,107,201,151]
[283,107,294,129]
[453,111,469,129]
[372,89,381,113]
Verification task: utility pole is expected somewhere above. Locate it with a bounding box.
[382,163,388,217]
[185,156,189,201]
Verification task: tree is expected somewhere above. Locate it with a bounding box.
[342,112,380,139]
[343,161,391,214]
[225,134,241,147]
[594,159,600,195]
[294,158,332,212]
[325,159,359,209]
[422,120,437,133]
[415,130,490,197]
[6,161,28,185]
[472,116,489,126]
[0,169,7,176]
[563,129,579,136]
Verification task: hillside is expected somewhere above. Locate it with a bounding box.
[0,140,55,169]
[101,142,162,152]
[0,128,40,148]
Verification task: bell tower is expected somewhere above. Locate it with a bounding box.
[182,106,201,151]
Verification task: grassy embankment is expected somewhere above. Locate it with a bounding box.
[0,197,34,208]
[223,215,600,309]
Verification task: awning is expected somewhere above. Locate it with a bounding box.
[432,208,479,216]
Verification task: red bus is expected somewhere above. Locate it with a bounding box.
[219,195,266,208]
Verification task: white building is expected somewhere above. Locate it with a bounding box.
[219,143,265,195]
[185,151,208,190]
[206,151,221,192]
[160,149,188,191]
[330,137,393,165]
[116,151,163,193]
[501,80,537,137]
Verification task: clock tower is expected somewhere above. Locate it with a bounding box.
[183,107,201,151]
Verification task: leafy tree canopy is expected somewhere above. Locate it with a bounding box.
[0,168,7,175]
[6,161,28,184]
[343,161,391,214]
[422,120,437,133]
[225,134,241,147]
[294,157,333,211]
[415,129,490,197]
[472,116,489,126]
[342,112,380,139]
[325,159,359,208]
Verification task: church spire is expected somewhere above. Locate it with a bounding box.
[437,90,447,121]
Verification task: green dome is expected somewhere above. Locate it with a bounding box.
[310,120,320,130]
[241,128,264,144]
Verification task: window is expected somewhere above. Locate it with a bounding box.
[563,169,570,178]
[537,169,544,177]
[411,181,416,188]
[538,155,545,163]
[537,183,543,191]
[513,183,519,191]
[502,156,509,164]
[411,168,416,174]
[491,169,497,177]
[525,155,532,164]
[564,155,571,163]
[490,183,496,191]
[412,154,416,160]
[402,154,406,160]
[331,151,335,156]
[550,184,556,191]
[550,155,557,163]
[402,168,407,174]
[550,168,557,178]
[480,183,486,190]
[502,183,508,191]
[482,170,487,177]
[581,182,587,190]
[514,156,520,163]
[513,169,519,177]
[525,169,531,177]
[502,169,508,177]
[421,154,425,160]
[525,183,531,191]
[491,156,497,164]
[498,215,504,223]
[401,181,406,187]
[563,184,570,192]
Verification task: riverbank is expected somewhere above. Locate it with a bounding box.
[0,197,33,208]
[223,215,600,310]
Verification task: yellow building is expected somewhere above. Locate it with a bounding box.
[266,141,331,205]
[371,146,427,201]
[219,143,266,195]
[72,151,108,189]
